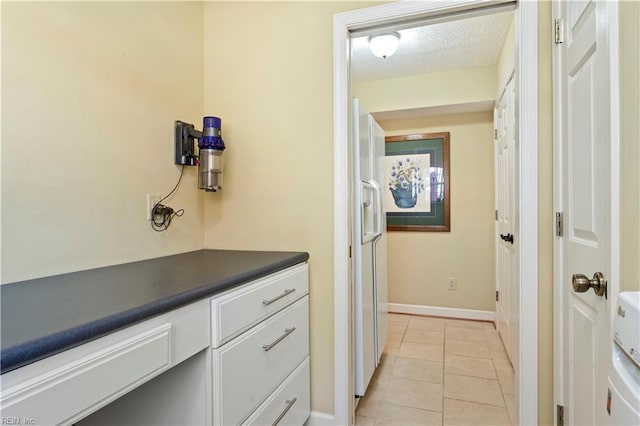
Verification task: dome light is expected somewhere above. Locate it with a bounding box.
[369,32,400,59]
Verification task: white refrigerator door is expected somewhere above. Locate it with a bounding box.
[370,116,388,364]
[353,98,376,397]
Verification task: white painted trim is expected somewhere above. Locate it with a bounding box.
[333,1,536,425]
[514,2,538,424]
[388,303,495,322]
[333,10,352,426]
[337,0,511,33]
[551,1,564,421]
[606,0,621,333]
[304,411,335,426]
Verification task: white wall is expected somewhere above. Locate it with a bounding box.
[1,2,205,283]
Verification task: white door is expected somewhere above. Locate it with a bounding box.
[556,1,615,424]
[495,74,516,363]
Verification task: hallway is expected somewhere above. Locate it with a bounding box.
[355,314,515,425]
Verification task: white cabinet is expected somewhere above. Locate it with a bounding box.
[210,265,309,348]
[0,299,209,426]
[244,358,311,426]
[0,263,310,426]
[211,263,310,425]
[78,349,211,426]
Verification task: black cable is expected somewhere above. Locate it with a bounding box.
[157,165,185,206]
[150,166,185,232]
[151,206,184,232]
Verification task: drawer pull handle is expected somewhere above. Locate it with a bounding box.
[262,288,296,306]
[272,397,298,426]
[262,327,296,351]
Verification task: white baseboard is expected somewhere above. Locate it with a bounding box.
[305,411,335,426]
[388,303,495,322]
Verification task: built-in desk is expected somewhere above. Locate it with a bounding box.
[0,250,310,425]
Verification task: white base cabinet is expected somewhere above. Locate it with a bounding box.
[78,349,211,426]
[0,299,210,426]
[0,263,310,426]
[211,263,310,425]
[244,357,310,426]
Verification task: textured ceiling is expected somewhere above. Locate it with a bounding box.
[351,11,514,82]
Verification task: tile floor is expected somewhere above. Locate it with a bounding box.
[355,314,516,426]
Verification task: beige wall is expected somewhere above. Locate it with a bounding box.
[380,112,495,311]
[354,61,500,315]
[1,2,205,283]
[620,0,640,293]
[353,66,497,114]
[3,1,633,422]
[537,2,554,424]
[201,1,382,415]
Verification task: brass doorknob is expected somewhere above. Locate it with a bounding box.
[572,272,607,297]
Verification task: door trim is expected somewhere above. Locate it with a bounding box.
[515,4,539,424]
[333,1,538,425]
[552,0,621,421]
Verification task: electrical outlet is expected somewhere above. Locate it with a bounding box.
[147,194,162,221]
[447,277,457,291]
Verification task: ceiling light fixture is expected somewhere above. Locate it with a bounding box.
[369,32,400,59]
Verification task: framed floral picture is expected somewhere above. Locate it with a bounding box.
[385,132,450,232]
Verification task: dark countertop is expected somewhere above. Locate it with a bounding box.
[0,249,309,374]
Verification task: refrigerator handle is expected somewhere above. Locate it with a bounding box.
[370,180,383,238]
[360,181,375,244]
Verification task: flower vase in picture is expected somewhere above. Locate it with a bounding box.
[384,132,450,231]
[388,158,425,209]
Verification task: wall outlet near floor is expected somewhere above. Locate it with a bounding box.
[147,194,162,221]
[447,277,457,290]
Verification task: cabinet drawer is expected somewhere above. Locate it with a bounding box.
[211,263,308,348]
[0,324,172,425]
[212,296,309,425]
[243,357,310,426]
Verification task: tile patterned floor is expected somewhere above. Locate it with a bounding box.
[355,314,516,426]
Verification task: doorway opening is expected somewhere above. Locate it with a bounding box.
[333,1,538,425]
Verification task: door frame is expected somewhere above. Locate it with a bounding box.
[333,1,538,425]
[552,0,621,420]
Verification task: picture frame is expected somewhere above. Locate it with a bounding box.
[384,132,450,232]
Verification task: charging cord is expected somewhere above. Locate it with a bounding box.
[150,166,185,232]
